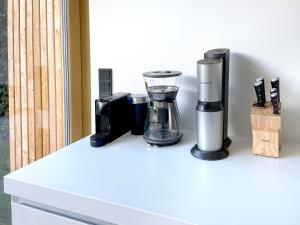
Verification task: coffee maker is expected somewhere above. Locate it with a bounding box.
[143,71,183,146]
[191,49,231,160]
[90,69,131,147]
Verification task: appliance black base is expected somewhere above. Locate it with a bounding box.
[90,133,109,147]
[223,137,232,149]
[191,145,229,161]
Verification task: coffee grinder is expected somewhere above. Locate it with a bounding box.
[191,49,231,160]
[143,71,183,146]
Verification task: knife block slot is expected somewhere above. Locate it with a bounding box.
[250,102,281,157]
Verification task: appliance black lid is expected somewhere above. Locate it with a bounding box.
[204,48,230,59]
[206,48,229,54]
[143,70,182,78]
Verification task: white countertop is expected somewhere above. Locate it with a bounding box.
[4,131,300,225]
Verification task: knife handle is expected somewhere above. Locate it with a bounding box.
[270,87,277,95]
[271,92,279,115]
[271,77,280,103]
[256,77,266,104]
[254,81,265,107]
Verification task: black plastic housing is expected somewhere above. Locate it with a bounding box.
[130,103,148,135]
[98,68,113,98]
[93,93,131,147]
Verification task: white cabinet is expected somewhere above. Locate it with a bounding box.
[12,202,91,225]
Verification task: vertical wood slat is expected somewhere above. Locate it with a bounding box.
[20,0,29,166]
[26,0,35,163]
[13,0,22,169]
[79,0,91,137]
[33,0,43,160]
[68,0,83,143]
[8,0,65,171]
[47,0,56,153]
[8,0,16,171]
[40,0,50,157]
[54,0,64,149]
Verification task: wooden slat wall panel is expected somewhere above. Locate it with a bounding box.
[79,0,91,137]
[20,0,29,166]
[8,0,16,171]
[33,0,43,160]
[8,0,65,171]
[68,0,83,143]
[40,0,49,157]
[47,0,57,154]
[54,0,64,149]
[26,0,35,164]
[13,0,22,169]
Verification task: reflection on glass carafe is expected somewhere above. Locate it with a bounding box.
[143,71,183,146]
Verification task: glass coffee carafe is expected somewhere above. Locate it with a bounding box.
[143,71,183,146]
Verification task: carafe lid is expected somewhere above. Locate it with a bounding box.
[143,70,182,78]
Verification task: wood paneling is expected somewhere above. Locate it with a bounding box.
[40,0,49,157]
[68,0,91,142]
[20,0,28,166]
[33,0,43,160]
[8,0,91,170]
[13,0,22,169]
[68,0,83,143]
[8,0,65,170]
[47,0,57,153]
[8,0,16,171]
[54,0,64,149]
[79,0,91,137]
[26,0,35,164]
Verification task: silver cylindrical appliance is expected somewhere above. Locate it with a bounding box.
[197,59,222,102]
[204,48,231,148]
[191,59,229,160]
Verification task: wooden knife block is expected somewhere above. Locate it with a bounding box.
[250,102,281,157]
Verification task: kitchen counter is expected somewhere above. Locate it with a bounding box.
[4,131,300,225]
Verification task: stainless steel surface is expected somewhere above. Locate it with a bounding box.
[197,59,223,102]
[150,101,169,109]
[130,94,149,104]
[196,110,223,151]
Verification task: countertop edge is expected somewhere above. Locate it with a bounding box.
[4,176,195,225]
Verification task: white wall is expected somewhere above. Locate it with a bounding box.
[89,0,300,142]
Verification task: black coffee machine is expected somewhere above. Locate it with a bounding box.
[90,69,130,147]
